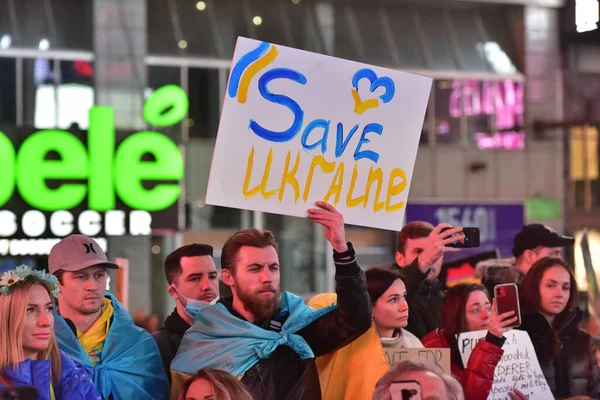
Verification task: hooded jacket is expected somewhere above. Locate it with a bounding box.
[475,258,522,298]
[0,350,100,400]
[153,308,191,380]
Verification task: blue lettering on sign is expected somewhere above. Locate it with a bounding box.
[301,119,330,154]
[334,123,359,158]
[354,123,384,163]
[249,68,307,143]
[247,66,390,162]
[228,42,270,98]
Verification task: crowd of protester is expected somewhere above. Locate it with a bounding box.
[1,201,600,399]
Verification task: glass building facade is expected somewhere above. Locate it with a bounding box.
[1,0,547,315]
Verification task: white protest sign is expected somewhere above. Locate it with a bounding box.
[206,37,432,231]
[458,330,552,400]
[384,347,451,375]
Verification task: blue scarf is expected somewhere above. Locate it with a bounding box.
[54,292,168,400]
[171,291,336,378]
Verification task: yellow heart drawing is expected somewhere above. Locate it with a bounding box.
[352,88,380,115]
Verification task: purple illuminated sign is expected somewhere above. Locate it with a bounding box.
[443,80,525,150]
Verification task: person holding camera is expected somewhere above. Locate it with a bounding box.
[0,266,100,400]
[394,222,465,339]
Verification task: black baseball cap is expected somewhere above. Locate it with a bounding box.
[512,224,575,257]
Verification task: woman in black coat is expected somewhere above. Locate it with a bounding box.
[518,257,600,399]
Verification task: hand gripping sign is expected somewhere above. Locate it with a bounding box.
[458,330,553,400]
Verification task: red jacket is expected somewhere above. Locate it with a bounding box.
[421,329,503,400]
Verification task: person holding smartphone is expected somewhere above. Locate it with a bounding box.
[393,222,465,339]
[421,283,519,400]
[0,266,100,400]
[519,257,600,399]
[308,267,423,400]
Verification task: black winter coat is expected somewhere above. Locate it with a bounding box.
[519,310,600,399]
[395,260,445,339]
[231,258,372,400]
[152,308,191,381]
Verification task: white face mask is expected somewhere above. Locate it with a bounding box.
[173,286,219,321]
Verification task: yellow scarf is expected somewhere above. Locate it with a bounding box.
[77,298,114,365]
[50,382,56,400]
[308,293,390,400]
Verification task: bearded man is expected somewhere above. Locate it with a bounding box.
[170,202,372,399]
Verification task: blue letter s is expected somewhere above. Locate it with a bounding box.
[249,69,307,143]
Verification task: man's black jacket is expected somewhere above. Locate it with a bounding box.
[231,257,371,400]
[396,259,445,339]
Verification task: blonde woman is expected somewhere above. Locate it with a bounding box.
[0,266,100,400]
[178,369,253,400]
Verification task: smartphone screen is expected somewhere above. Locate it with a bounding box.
[441,227,480,248]
[389,380,423,400]
[495,283,521,328]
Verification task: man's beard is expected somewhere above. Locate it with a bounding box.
[77,300,103,315]
[234,278,281,320]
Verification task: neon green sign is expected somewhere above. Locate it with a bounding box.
[0,85,187,212]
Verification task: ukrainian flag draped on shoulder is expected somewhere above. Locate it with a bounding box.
[308,293,390,400]
[54,291,169,400]
[171,291,336,378]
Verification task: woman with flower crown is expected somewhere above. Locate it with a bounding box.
[0,265,100,400]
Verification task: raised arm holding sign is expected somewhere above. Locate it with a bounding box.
[170,202,373,400]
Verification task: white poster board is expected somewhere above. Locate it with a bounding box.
[457,330,553,400]
[206,37,432,231]
[384,347,451,375]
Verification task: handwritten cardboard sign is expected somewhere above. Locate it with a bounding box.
[384,347,451,375]
[457,330,552,400]
[206,37,432,231]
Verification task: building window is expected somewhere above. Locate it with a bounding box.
[434,80,462,144]
[23,59,94,130]
[7,0,92,50]
[385,6,426,70]
[419,9,457,70]
[0,58,16,125]
[147,66,182,140]
[188,68,221,139]
[449,9,489,72]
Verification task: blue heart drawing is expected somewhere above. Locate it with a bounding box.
[351,68,396,115]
